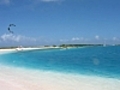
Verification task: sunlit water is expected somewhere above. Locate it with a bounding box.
[0,46,120,79]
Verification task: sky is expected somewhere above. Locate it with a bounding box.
[0,0,120,46]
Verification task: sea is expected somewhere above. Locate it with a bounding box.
[0,46,120,79]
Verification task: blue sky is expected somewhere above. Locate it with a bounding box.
[0,0,120,46]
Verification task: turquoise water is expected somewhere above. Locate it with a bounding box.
[0,46,120,79]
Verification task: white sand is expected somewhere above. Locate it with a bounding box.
[0,65,120,90]
[0,49,16,54]
[0,47,60,54]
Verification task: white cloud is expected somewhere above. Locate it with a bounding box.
[71,37,85,41]
[72,37,80,41]
[60,39,68,42]
[95,35,99,40]
[1,34,18,42]
[40,0,61,2]
[60,37,88,43]
[0,33,37,42]
[32,0,61,3]
[0,0,10,5]
[112,37,117,41]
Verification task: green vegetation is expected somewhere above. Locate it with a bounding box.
[52,45,57,47]
[44,45,50,47]
[59,44,103,48]
[0,46,18,49]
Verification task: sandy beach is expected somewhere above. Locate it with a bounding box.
[0,47,60,54]
[0,65,120,90]
[0,48,16,54]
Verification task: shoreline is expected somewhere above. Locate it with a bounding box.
[0,65,120,90]
[0,47,61,54]
[0,46,81,55]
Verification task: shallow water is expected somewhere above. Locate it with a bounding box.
[0,46,120,79]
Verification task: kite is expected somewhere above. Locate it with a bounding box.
[8,24,16,33]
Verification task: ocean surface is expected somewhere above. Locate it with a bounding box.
[0,46,120,79]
